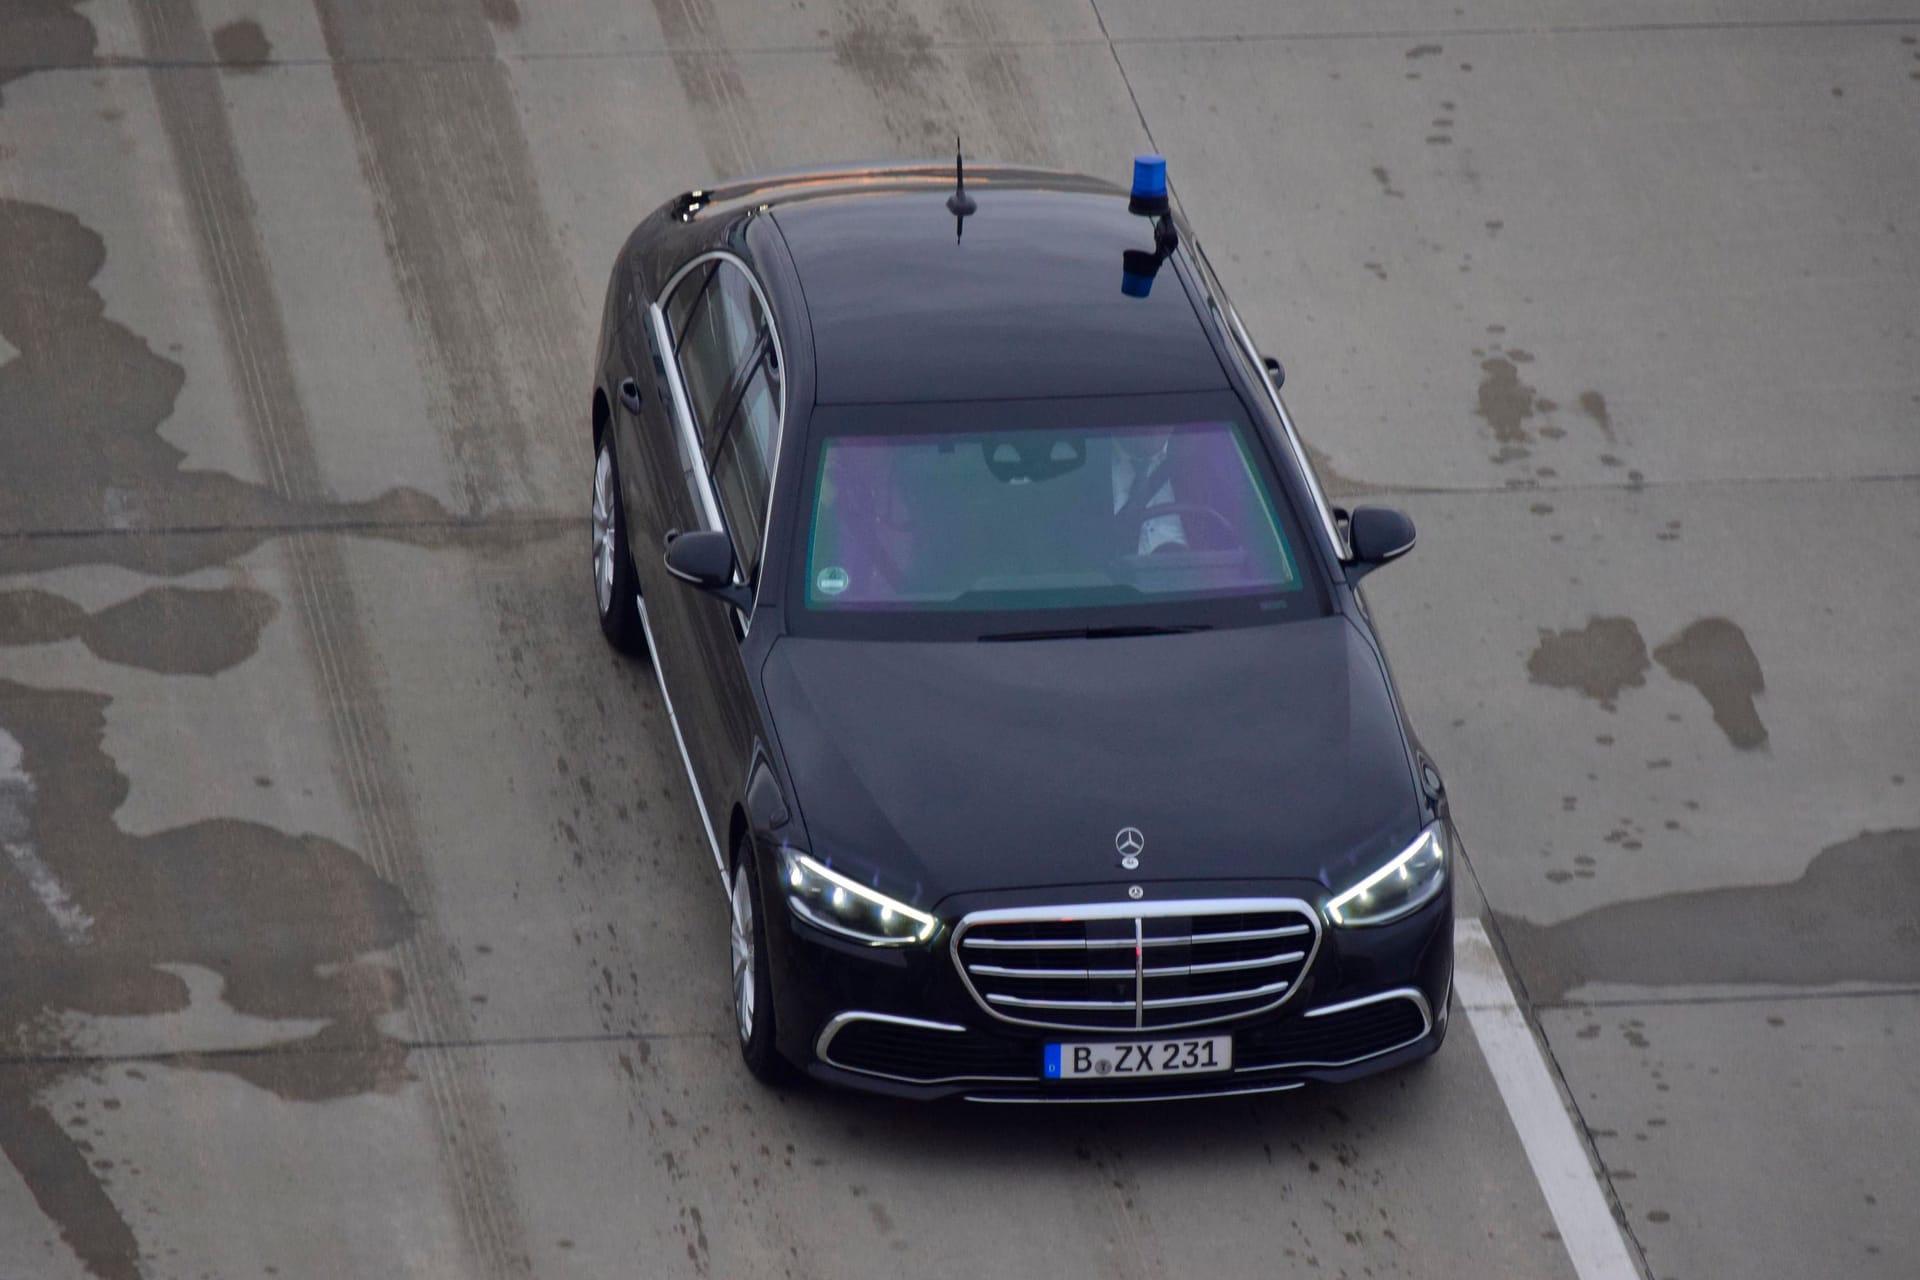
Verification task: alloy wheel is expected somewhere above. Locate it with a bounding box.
[730,864,757,1043]
[591,443,617,614]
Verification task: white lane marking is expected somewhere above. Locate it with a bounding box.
[1456,919,1642,1280]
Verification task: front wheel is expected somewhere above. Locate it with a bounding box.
[730,851,790,1086]
[591,435,645,655]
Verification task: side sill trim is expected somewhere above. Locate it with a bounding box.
[635,595,727,890]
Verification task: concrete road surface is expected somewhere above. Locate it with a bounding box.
[3,1,1915,1277]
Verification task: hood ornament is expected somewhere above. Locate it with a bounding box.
[1115,826,1145,870]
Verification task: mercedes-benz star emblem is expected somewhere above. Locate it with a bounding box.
[1115,827,1145,857]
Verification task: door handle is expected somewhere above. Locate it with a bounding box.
[618,377,643,414]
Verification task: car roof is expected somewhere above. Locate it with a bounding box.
[745,167,1230,406]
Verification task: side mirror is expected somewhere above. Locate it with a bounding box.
[1347,506,1415,582]
[664,529,754,614]
[1261,354,1285,389]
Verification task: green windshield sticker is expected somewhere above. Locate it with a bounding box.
[816,566,850,596]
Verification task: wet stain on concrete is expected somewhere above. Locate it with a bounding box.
[479,0,522,28]
[1371,165,1405,198]
[1405,44,1442,60]
[0,684,415,1067]
[1502,829,1920,1002]
[1527,616,1649,711]
[1,684,415,1275]
[0,198,453,577]
[1476,355,1539,464]
[1654,617,1767,750]
[0,586,277,675]
[1578,390,1616,442]
[0,0,94,104]
[210,19,270,71]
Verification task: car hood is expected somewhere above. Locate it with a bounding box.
[760,617,1425,908]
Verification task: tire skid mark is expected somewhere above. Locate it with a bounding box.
[943,0,1054,166]
[0,1069,141,1280]
[311,0,584,516]
[1091,1136,1171,1280]
[830,0,1056,165]
[127,1,531,1275]
[649,0,766,178]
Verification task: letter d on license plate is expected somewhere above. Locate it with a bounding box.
[1044,1035,1232,1080]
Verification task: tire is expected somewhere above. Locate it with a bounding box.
[729,848,791,1087]
[592,433,646,655]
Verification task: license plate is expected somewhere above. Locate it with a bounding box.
[1044,1035,1232,1080]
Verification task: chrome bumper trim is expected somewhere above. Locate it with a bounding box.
[814,1011,1029,1087]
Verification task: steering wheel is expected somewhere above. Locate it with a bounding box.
[982,438,1088,485]
[1119,502,1237,549]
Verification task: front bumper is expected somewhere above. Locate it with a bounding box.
[763,872,1453,1102]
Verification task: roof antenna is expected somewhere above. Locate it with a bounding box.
[946,137,976,242]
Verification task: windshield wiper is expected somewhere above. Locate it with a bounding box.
[977,623,1213,643]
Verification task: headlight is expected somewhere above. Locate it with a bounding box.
[1325,823,1448,928]
[778,849,939,946]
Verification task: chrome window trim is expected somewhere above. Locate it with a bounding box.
[656,248,788,626]
[1184,242,1346,561]
[635,595,727,890]
[645,300,724,535]
[950,897,1323,1033]
[814,1011,1030,1087]
[1216,298,1346,560]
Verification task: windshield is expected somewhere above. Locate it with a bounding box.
[789,394,1329,640]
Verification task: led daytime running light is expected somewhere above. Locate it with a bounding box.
[1326,824,1448,928]
[780,850,938,946]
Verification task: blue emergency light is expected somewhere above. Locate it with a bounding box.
[1128,153,1169,216]
[1121,154,1175,296]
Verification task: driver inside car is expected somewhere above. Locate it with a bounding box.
[1111,429,1189,555]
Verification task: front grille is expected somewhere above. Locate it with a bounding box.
[1235,991,1430,1072]
[953,899,1320,1032]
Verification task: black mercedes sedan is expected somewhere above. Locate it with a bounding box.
[586,157,1455,1102]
